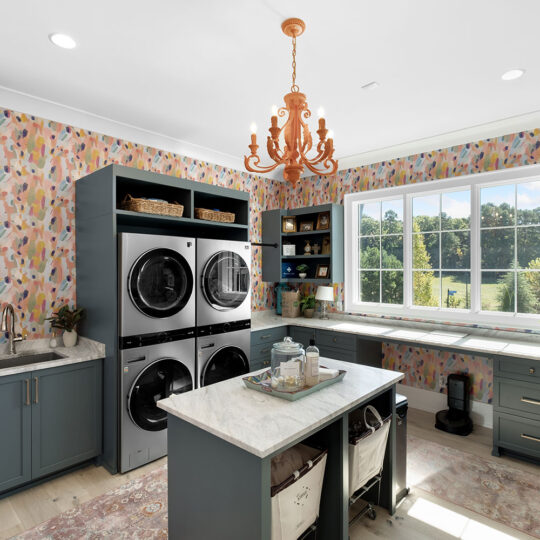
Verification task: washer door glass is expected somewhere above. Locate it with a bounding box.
[129,358,192,431]
[202,251,250,311]
[201,346,249,387]
[129,248,193,318]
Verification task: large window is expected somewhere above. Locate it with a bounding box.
[344,164,540,326]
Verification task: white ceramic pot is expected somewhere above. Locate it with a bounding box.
[63,330,78,347]
[299,272,307,279]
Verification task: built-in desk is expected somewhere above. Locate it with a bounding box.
[159,358,403,540]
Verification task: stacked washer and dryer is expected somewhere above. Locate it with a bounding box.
[118,233,251,472]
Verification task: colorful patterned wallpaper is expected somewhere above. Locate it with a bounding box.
[282,129,540,401]
[0,107,280,341]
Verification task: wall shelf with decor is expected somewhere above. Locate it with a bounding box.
[261,203,343,283]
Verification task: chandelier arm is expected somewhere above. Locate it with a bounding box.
[244,155,281,174]
[299,145,338,176]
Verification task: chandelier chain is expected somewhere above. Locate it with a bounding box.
[291,35,299,92]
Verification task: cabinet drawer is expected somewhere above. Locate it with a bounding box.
[290,326,316,347]
[495,378,540,418]
[251,326,287,346]
[250,357,271,372]
[495,357,540,382]
[496,412,540,459]
[318,330,356,351]
[319,345,357,363]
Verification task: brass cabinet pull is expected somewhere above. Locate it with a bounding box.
[260,348,271,354]
[24,379,30,406]
[521,433,540,443]
[261,334,272,340]
[521,397,540,406]
[530,368,536,375]
[34,377,39,404]
[333,337,337,343]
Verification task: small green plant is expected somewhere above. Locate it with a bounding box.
[46,305,85,332]
[299,293,316,313]
[296,263,309,273]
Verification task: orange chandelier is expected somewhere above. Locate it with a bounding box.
[244,18,338,185]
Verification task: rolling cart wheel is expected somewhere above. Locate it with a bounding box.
[368,508,377,520]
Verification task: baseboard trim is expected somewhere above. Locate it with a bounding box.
[397,384,493,429]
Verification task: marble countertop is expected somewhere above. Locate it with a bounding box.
[0,337,105,377]
[251,311,540,362]
[158,357,403,458]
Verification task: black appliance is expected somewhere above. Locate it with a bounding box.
[435,373,473,436]
[395,394,409,503]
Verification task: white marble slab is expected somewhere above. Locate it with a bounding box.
[158,357,403,458]
[0,337,105,377]
[250,311,540,361]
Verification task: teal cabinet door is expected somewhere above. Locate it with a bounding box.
[31,360,102,479]
[0,372,31,493]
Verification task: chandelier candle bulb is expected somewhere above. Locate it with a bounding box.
[318,117,326,130]
[271,115,278,128]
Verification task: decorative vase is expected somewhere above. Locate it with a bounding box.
[63,330,77,347]
[303,308,315,318]
[299,272,307,279]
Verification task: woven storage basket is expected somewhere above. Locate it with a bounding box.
[195,207,235,223]
[121,195,184,218]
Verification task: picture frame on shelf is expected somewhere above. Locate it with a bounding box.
[282,216,297,233]
[299,221,314,232]
[281,262,296,278]
[315,264,330,279]
[321,236,331,254]
[316,211,330,230]
[283,243,296,256]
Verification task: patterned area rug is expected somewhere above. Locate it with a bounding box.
[408,435,540,538]
[14,435,540,539]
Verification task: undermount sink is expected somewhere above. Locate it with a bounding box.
[0,351,67,370]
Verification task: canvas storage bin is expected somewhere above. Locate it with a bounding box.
[281,290,301,318]
[349,405,391,497]
[271,443,327,540]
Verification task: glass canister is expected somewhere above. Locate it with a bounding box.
[271,336,305,391]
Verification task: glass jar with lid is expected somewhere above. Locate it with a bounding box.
[271,336,305,391]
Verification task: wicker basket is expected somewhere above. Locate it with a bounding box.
[121,194,184,218]
[194,207,235,223]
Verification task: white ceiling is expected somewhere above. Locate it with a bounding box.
[1,0,539,177]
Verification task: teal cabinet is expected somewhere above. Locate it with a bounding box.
[0,373,31,492]
[261,203,344,284]
[31,362,102,479]
[290,326,359,364]
[250,327,287,371]
[0,359,102,495]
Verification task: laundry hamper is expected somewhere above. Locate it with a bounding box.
[271,443,328,540]
[349,405,391,497]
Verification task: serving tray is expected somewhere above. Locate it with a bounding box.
[242,367,346,401]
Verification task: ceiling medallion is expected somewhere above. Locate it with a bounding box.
[244,18,338,185]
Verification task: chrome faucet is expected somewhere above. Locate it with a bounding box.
[1,303,25,354]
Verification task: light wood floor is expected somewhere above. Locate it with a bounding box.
[0,408,537,539]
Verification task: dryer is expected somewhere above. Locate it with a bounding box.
[119,232,195,337]
[196,239,251,327]
[197,324,251,387]
[120,333,195,473]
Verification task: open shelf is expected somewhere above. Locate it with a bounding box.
[115,209,248,229]
[281,278,332,284]
[282,230,331,237]
[282,255,330,260]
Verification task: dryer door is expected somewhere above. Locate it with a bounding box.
[129,248,194,318]
[200,346,249,387]
[128,358,193,431]
[202,251,250,311]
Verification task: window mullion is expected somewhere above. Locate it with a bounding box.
[470,184,480,313]
[403,194,412,308]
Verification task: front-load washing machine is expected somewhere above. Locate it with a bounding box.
[120,333,195,473]
[196,239,251,328]
[119,232,195,337]
[197,325,250,387]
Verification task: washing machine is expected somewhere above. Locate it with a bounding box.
[197,325,251,387]
[120,333,195,473]
[119,232,195,337]
[196,239,251,328]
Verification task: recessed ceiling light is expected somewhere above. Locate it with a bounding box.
[361,81,379,91]
[501,69,525,81]
[49,33,77,49]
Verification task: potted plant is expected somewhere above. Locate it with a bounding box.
[46,305,85,347]
[300,293,316,318]
[296,263,309,279]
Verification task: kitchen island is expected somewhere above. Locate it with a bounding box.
[158,357,403,540]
